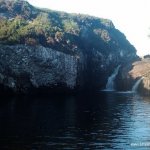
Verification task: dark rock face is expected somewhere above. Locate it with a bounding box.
[0,43,137,93]
[0,0,36,19]
[0,0,138,93]
[0,45,78,92]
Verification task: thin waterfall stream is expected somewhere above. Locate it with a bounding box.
[132,77,144,92]
[105,65,121,91]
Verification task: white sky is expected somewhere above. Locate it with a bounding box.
[28,0,150,56]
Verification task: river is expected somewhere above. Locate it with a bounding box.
[0,92,150,149]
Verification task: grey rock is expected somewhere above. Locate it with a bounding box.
[0,45,78,92]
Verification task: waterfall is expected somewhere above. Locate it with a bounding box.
[105,65,121,91]
[132,77,143,92]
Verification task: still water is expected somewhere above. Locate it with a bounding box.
[0,92,150,150]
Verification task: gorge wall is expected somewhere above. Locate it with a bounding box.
[0,0,138,93]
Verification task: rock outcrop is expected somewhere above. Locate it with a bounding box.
[117,58,150,95]
[0,0,138,93]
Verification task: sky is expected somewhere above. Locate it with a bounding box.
[27,0,150,56]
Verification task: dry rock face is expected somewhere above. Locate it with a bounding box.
[130,58,150,94]
[117,58,150,95]
[129,59,150,79]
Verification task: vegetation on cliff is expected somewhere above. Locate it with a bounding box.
[0,0,136,55]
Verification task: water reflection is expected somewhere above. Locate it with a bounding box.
[0,93,150,149]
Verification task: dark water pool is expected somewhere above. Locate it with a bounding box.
[0,92,150,149]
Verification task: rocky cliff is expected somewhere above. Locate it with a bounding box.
[117,58,150,95]
[0,0,137,93]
